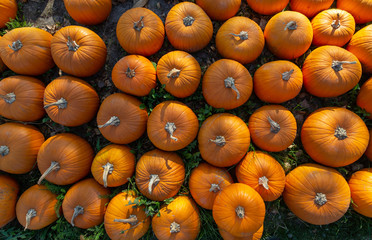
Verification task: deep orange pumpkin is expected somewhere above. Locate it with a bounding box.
[349,168,372,218]
[290,0,334,18]
[246,0,289,15]
[357,77,372,119]
[337,0,372,24]
[195,0,241,21]
[63,0,112,25]
[347,24,372,73]
[0,36,6,72]
[366,129,372,161]
[0,0,17,28]
[0,175,18,228]
[219,225,264,240]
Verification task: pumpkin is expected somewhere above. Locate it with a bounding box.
[357,77,372,120]
[37,133,94,185]
[104,190,150,240]
[96,93,148,145]
[51,25,107,77]
[236,151,286,201]
[264,11,313,60]
[198,113,250,167]
[283,163,351,225]
[213,183,265,237]
[16,184,59,230]
[302,46,362,97]
[0,75,45,122]
[249,105,297,152]
[312,9,355,47]
[91,144,135,188]
[348,168,372,217]
[189,162,234,209]
[62,178,110,229]
[0,175,18,228]
[366,129,372,161]
[195,0,241,21]
[165,2,213,52]
[290,0,334,18]
[253,60,303,103]
[0,0,17,28]
[0,123,44,174]
[147,101,198,151]
[157,50,201,98]
[219,225,264,240]
[63,0,112,25]
[111,55,156,97]
[337,0,372,24]
[347,25,372,73]
[152,196,200,240]
[0,36,6,72]
[301,107,369,167]
[215,16,265,64]
[202,59,253,110]
[116,7,164,56]
[246,0,289,15]
[135,149,185,201]
[0,27,54,75]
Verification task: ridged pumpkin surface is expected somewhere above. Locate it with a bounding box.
[195,0,241,21]
[356,77,372,119]
[219,225,264,240]
[246,0,289,15]
[290,0,334,18]
[0,175,18,228]
[337,0,372,24]
[63,0,112,25]
[366,129,372,161]
[349,168,372,218]
[347,25,372,73]
[0,0,17,28]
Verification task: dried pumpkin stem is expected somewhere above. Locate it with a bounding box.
[8,40,23,51]
[332,60,356,72]
[102,162,114,188]
[126,67,136,78]
[331,13,341,29]
[209,183,221,193]
[334,126,347,140]
[67,36,80,52]
[37,161,60,185]
[71,205,84,227]
[268,116,280,133]
[282,69,294,81]
[229,31,249,40]
[0,92,16,104]
[235,206,245,219]
[167,68,181,78]
[314,193,327,206]
[0,145,9,157]
[44,97,68,109]
[183,15,195,27]
[134,16,144,31]
[165,122,178,141]
[24,209,37,231]
[258,176,269,190]
[170,221,181,233]
[114,215,138,225]
[148,174,160,195]
[284,21,297,30]
[98,116,120,128]
[209,136,226,146]
[224,77,240,100]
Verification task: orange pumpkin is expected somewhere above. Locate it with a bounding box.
[246,0,289,15]
[202,59,253,110]
[366,129,372,161]
[51,26,107,77]
[116,7,164,56]
[349,168,372,217]
[195,0,241,21]
[135,149,185,201]
[157,50,201,98]
[63,0,112,25]
[289,0,334,18]
[264,11,313,60]
[189,163,234,209]
[249,105,297,152]
[44,76,99,127]
[0,175,18,228]
[219,225,264,240]
[0,36,6,72]
[0,75,45,122]
[62,178,110,229]
[91,144,135,188]
[0,123,44,174]
[301,107,369,167]
[198,113,250,167]
[283,163,351,225]
[104,190,150,240]
[165,2,213,52]
[111,55,156,97]
[215,16,265,64]
[96,93,148,144]
[347,25,372,73]
[0,27,54,75]
[337,0,372,24]
[0,0,17,28]
[147,101,198,151]
[37,133,94,185]
[357,77,372,119]
[152,196,200,240]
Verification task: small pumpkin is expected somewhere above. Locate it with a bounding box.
[63,0,112,25]
[357,77,372,120]
[135,149,185,201]
[283,163,351,225]
[111,55,156,97]
[366,129,372,161]
[165,2,213,52]
[347,25,372,73]
[289,0,334,18]
[337,0,372,24]
[348,168,372,218]
[246,0,289,15]
[0,175,19,228]
[157,50,201,98]
[215,16,265,64]
[91,144,135,188]
[0,0,17,28]
[62,178,110,229]
[195,0,241,21]
[219,225,264,240]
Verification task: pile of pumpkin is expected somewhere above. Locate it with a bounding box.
[1,0,372,239]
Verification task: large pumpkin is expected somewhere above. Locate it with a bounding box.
[195,0,241,21]
[289,0,334,18]
[0,175,18,228]
[348,168,372,217]
[357,77,372,119]
[0,0,17,28]
[347,25,372,73]
[246,0,289,15]
[366,129,372,161]
[219,225,264,240]
[63,0,112,25]
[337,0,372,24]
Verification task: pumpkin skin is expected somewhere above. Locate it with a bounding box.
[249,105,297,152]
[63,0,112,25]
[165,2,213,52]
[96,93,148,145]
[0,27,54,75]
[337,0,372,24]
[283,163,351,225]
[44,76,99,127]
[349,168,372,217]
[246,0,289,15]
[357,77,372,120]
[195,0,241,21]
[0,175,18,228]
[216,16,265,65]
[0,36,6,72]
[16,185,59,230]
[347,25,372,73]
[301,107,369,167]
[302,46,362,98]
[0,123,44,174]
[253,60,303,103]
[366,129,372,161]
[62,178,110,229]
[116,8,164,56]
[37,133,94,185]
[0,75,45,122]
[189,163,234,209]
[198,113,250,167]
[0,0,17,28]
[104,190,150,240]
[202,59,253,110]
[147,101,198,151]
[91,144,135,188]
[219,225,264,240]
[157,50,201,98]
[135,149,185,201]
[152,196,200,240]
[264,11,313,60]
[51,26,107,77]
[111,55,156,97]
[290,0,334,18]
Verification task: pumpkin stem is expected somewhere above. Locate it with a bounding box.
[170,221,181,233]
[0,92,16,104]
[282,69,294,81]
[224,77,240,100]
[134,16,144,31]
[114,215,138,225]
[183,15,195,27]
[331,13,341,29]
[71,205,84,227]
[209,183,221,193]
[0,145,9,157]
[165,122,178,141]
[334,126,347,140]
[258,176,269,190]
[102,162,114,188]
[67,36,80,52]
[268,116,280,133]
[98,116,120,128]
[167,68,181,78]
[314,193,327,206]
[8,40,23,51]
[209,136,226,146]
[126,67,136,78]
[284,21,297,31]
[229,31,249,40]
[235,206,245,219]
[148,174,160,195]
[332,60,357,72]
[24,209,37,231]
[37,161,60,185]
[44,97,68,109]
